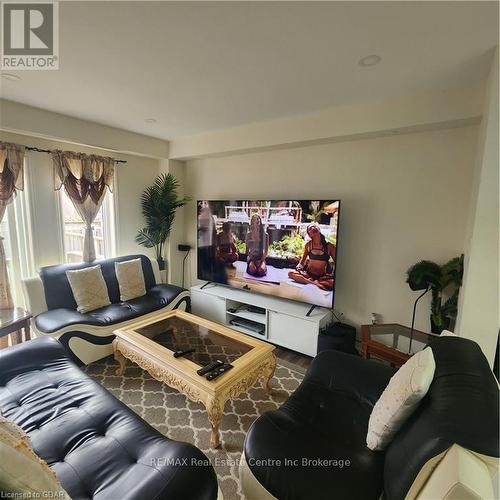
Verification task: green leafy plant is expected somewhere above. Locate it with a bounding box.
[268,233,306,259]
[233,236,246,254]
[406,255,464,334]
[135,173,190,270]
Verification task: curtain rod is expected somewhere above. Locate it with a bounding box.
[25,146,127,164]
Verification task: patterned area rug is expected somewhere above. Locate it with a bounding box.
[84,356,305,500]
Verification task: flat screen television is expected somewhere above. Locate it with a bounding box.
[197,200,340,309]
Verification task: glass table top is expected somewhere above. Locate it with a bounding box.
[0,308,31,328]
[367,324,436,355]
[134,315,253,367]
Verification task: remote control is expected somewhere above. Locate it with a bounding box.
[173,348,196,358]
[206,363,233,381]
[197,360,224,376]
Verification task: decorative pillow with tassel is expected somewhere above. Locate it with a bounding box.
[0,416,70,497]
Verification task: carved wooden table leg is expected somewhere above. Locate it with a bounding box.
[113,341,127,375]
[205,397,224,449]
[261,353,277,394]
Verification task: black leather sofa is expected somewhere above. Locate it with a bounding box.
[0,337,219,500]
[23,255,190,365]
[242,336,499,500]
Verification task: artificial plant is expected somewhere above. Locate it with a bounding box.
[135,173,190,270]
[406,255,464,334]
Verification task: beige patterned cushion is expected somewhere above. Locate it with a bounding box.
[0,416,70,497]
[366,347,435,451]
[66,265,111,313]
[115,258,147,302]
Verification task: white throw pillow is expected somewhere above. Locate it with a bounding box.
[0,416,70,498]
[115,258,147,302]
[366,347,436,451]
[66,265,111,313]
[440,330,457,337]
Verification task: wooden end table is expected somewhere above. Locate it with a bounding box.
[0,308,32,346]
[361,323,437,367]
[113,309,276,449]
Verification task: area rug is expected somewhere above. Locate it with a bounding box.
[84,356,305,500]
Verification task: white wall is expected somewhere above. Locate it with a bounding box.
[114,156,160,258]
[180,126,479,333]
[169,84,483,159]
[456,49,499,365]
[164,159,189,287]
[1,99,168,159]
[0,130,160,270]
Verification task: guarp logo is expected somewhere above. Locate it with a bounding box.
[1,2,59,70]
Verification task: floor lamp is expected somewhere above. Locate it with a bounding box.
[409,286,430,354]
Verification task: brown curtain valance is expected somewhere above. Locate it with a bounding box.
[0,142,25,207]
[52,150,114,204]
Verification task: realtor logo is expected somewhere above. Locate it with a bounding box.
[1,2,59,69]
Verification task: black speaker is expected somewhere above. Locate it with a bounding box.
[317,322,358,355]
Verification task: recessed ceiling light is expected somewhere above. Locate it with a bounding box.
[144,118,157,124]
[1,73,21,81]
[358,55,382,67]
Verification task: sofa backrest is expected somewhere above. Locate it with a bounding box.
[383,336,499,500]
[39,255,157,310]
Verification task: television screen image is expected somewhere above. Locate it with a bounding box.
[197,200,340,308]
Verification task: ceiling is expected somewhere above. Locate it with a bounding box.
[0,1,498,140]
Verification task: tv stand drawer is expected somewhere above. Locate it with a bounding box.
[268,311,318,357]
[191,289,226,324]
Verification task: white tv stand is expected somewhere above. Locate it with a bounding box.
[191,284,330,357]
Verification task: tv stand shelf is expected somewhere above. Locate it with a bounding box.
[191,284,330,357]
[227,309,266,325]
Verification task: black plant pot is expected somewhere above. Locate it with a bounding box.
[157,257,166,271]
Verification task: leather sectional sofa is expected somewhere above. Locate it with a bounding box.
[241,336,499,500]
[22,255,190,365]
[0,337,219,499]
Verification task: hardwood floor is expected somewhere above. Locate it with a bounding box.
[274,345,312,370]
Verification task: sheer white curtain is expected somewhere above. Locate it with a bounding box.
[6,154,36,305]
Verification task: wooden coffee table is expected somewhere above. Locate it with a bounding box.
[113,309,276,448]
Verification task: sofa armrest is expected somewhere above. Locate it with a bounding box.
[149,257,161,284]
[0,337,68,384]
[413,445,497,500]
[21,275,48,316]
[305,350,397,406]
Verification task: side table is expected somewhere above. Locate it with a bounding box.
[0,308,32,346]
[361,323,437,367]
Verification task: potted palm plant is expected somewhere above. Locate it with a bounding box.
[135,173,190,271]
[406,255,464,334]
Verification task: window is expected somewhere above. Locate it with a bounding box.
[59,189,116,263]
[0,181,35,307]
